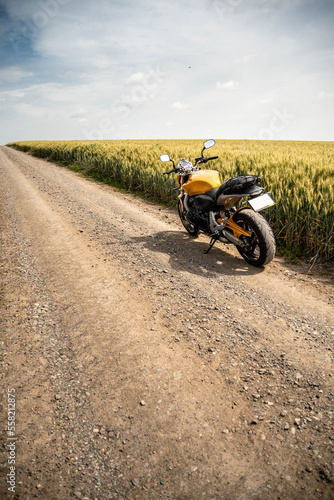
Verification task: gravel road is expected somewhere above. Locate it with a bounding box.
[0,145,333,500]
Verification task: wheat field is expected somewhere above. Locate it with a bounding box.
[7,139,334,261]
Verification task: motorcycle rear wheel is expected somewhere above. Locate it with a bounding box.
[233,209,276,267]
[178,200,199,237]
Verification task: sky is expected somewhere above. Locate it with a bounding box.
[0,0,333,143]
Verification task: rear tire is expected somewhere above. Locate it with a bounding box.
[233,209,276,267]
[178,200,199,237]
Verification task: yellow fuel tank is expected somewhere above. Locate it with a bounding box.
[182,170,221,196]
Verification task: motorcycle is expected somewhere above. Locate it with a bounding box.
[160,140,276,267]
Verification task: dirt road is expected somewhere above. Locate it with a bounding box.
[0,145,333,500]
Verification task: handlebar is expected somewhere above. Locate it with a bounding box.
[164,156,218,174]
[205,156,218,162]
[195,155,219,165]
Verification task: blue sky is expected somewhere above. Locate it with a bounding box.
[0,0,333,143]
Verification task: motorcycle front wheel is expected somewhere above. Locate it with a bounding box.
[233,209,276,267]
[178,200,199,237]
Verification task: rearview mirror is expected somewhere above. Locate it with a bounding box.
[203,139,215,150]
[160,154,170,162]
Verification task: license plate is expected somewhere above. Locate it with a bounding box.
[248,193,275,212]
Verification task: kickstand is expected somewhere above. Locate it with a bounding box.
[205,236,218,254]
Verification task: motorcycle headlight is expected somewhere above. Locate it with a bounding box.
[177,159,193,172]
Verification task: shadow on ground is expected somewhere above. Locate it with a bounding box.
[131,230,264,278]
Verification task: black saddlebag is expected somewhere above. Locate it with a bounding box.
[217,175,260,196]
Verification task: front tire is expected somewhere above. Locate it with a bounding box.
[178,200,199,237]
[233,209,276,267]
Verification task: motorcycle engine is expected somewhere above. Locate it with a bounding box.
[186,198,208,231]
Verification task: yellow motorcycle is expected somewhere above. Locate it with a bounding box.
[160,140,276,267]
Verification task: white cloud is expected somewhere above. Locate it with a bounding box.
[0,0,333,142]
[71,108,88,118]
[77,118,89,126]
[318,91,333,100]
[13,103,47,118]
[260,98,274,104]
[216,80,240,90]
[233,54,255,65]
[0,89,26,100]
[126,73,145,85]
[171,101,189,110]
[0,66,34,83]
